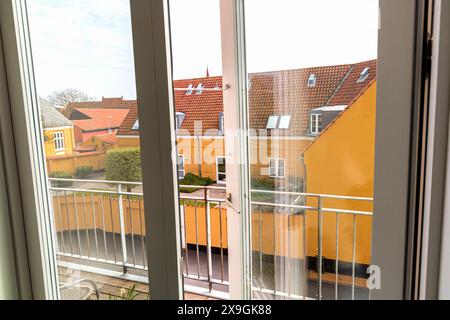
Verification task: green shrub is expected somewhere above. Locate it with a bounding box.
[50,171,74,188]
[179,173,214,193]
[105,148,142,190]
[251,177,275,190]
[75,166,93,179]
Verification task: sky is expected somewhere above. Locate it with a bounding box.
[28,0,379,100]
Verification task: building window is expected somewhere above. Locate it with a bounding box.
[269,158,285,178]
[266,115,279,129]
[53,132,65,151]
[278,115,291,129]
[132,119,139,130]
[310,114,322,135]
[186,84,194,95]
[195,83,204,94]
[176,112,186,130]
[357,67,370,83]
[307,74,317,87]
[219,112,224,133]
[177,155,185,179]
[216,156,226,183]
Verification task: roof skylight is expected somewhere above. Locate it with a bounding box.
[307,74,317,88]
[266,116,279,129]
[132,119,139,130]
[357,67,370,83]
[186,84,194,95]
[195,83,204,94]
[278,115,291,129]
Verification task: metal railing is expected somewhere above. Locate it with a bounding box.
[250,189,373,300]
[48,178,228,296]
[49,178,373,300]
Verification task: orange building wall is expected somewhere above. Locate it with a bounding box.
[303,82,377,265]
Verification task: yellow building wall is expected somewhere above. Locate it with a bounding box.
[46,152,106,175]
[118,136,226,181]
[43,127,75,157]
[117,136,140,149]
[303,82,377,265]
[79,136,118,152]
[249,137,312,180]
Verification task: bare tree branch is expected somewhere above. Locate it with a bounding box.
[47,88,96,107]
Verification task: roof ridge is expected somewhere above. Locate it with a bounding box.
[325,65,355,105]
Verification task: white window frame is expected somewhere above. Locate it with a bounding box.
[222,0,428,300]
[216,156,226,183]
[0,0,183,300]
[53,132,65,151]
[269,158,285,178]
[266,115,279,129]
[310,113,321,134]
[278,115,291,129]
[0,0,435,301]
[177,155,185,180]
[307,73,317,87]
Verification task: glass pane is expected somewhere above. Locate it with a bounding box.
[28,0,149,300]
[169,0,228,299]
[245,0,378,300]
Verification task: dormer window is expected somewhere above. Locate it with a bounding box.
[186,84,194,95]
[195,83,204,94]
[357,67,370,83]
[307,74,317,88]
[310,114,322,135]
[175,112,186,129]
[132,119,139,130]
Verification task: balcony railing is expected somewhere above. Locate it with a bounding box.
[48,178,373,300]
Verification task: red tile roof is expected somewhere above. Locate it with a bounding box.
[72,109,130,132]
[326,60,377,106]
[62,97,135,118]
[95,133,119,145]
[116,60,377,137]
[117,105,139,136]
[248,65,353,136]
[174,76,223,135]
[118,76,223,136]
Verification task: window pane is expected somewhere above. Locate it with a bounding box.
[246,0,378,300]
[169,0,228,299]
[28,0,149,300]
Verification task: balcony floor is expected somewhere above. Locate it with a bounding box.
[58,266,215,300]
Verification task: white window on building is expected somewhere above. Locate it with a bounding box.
[219,112,224,133]
[310,114,322,135]
[278,115,291,129]
[175,112,186,130]
[307,74,317,87]
[357,67,370,83]
[269,158,285,178]
[216,156,226,183]
[53,132,65,151]
[177,155,185,179]
[195,83,204,94]
[132,119,139,130]
[186,84,194,95]
[266,115,279,129]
